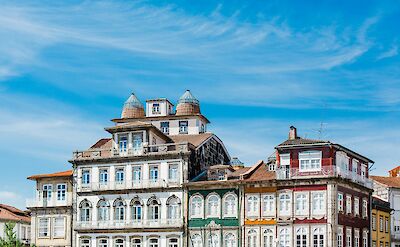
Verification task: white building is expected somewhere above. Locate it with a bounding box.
[69,90,230,247]
[27,170,73,247]
[0,204,31,245]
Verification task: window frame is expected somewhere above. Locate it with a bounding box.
[53,216,65,239]
[298,150,322,172]
[206,193,221,218]
[38,217,50,238]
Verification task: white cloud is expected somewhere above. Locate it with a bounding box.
[377,45,399,60]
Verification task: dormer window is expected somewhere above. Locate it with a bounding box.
[152,103,160,114]
[179,121,188,134]
[299,151,322,172]
[118,135,128,153]
[161,122,169,134]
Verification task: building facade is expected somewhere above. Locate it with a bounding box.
[27,170,73,247]
[69,90,230,247]
[371,196,391,247]
[0,204,31,245]
[371,174,400,247]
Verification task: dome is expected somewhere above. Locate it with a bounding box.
[121,93,145,119]
[176,90,201,116]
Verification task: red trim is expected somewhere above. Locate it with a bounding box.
[292,185,327,191]
[294,218,327,224]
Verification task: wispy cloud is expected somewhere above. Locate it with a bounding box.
[377,45,398,60]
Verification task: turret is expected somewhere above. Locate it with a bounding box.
[175,90,200,116]
[121,93,145,119]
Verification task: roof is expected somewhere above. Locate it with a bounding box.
[123,93,144,109]
[277,137,330,147]
[111,113,210,124]
[105,122,172,142]
[169,133,214,147]
[146,98,174,105]
[372,196,392,212]
[0,204,30,224]
[178,90,199,105]
[28,170,73,180]
[371,175,400,188]
[242,160,275,182]
[228,167,251,178]
[90,138,112,149]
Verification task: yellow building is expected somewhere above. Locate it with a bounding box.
[372,196,392,247]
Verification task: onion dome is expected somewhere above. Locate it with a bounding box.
[121,93,145,119]
[176,90,201,116]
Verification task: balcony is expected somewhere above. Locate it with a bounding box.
[276,166,373,189]
[26,194,72,208]
[77,179,180,192]
[72,143,191,161]
[75,219,183,230]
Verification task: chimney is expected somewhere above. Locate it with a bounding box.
[289,126,297,140]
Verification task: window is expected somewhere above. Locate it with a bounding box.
[224,233,235,247]
[132,166,142,184]
[385,217,389,233]
[152,103,160,114]
[299,151,322,171]
[38,218,49,238]
[208,233,219,247]
[149,166,159,182]
[190,195,203,218]
[167,196,181,220]
[132,133,142,150]
[223,194,237,217]
[354,197,360,216]
[337,227,343,247]
[99,239,108,247]
[115,239,125,247]
[98,200,109,222]
[53,217,65,238]
[338,193,344,212]
[247,195,259,216]
[131,238,142,247]
[168,164,179,182]
[263,229,274,247]
[312,192,325,215]
[352,159,359,174]
[279,193,291,215]
[191,234,202,247]
[395,225,400,232]
[372,214,376,230]
[80,239,91,247]
[380,216,384,232]
[361,165,367,178]
[346,228,352,247]
[346,195,352,214]
[362,198,368,218]
[206,194,220,218]
[247,229,257,247]
[114,200,125,221]
[279,228,290,247]
[99,169,108,184]
[119,135,128,153]
[296,227,307,247]
[280,154,291,179]
[313,227,324,247]
[363,230,368,247]
[354,229,360,247]
[149,239,158,247]
[148,199,160,221]
[168,238,179,247]
[42,184,52,200]
[179,121,188,134]
[262,194,275,216]
[82,170,90,185]
[116,168,125,183]
[161,122,169,134]
[131,200,142,221]
[295,193,308,215]
[372,241,376,247]
[57,184,67,201]
[80,200,91,222]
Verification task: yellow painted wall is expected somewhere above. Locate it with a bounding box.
[371,208,391,247]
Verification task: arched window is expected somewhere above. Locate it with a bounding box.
[263,229,274,247]
[80,238,90,247]
[223,193,237,218]
[114,199,126,221]
[148,197,161,221]
[247,229,257,247]
[149,238,159,247]
[206,194,220,218]
[313,227,324,247]
[98,238,108,247]
[279,228,290,247]
[97,199,110,222]
[131,238,142,247]
[296,227,308,247]
[190,195,203,218]
[115,238,125,247]
[79,200,92,222]
[191,234,202,247]
[207,233,219,247]
[224,233,236,247]
[167,196,181,220]
[130,197,143,222]
[168,238,179,247]
[247,196,259,216]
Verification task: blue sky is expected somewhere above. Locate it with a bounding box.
[0,0,399,209]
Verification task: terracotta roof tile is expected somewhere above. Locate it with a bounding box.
[371,175,400,188]
[169,133,214,147]
[228,167,251,178]
[0,204,30,224]
[90,138,112,149]
[277,137,329,147]
[28,170,73,180]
